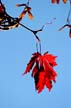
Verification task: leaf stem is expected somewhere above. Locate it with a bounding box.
[67,0,71,24]
[19,23,42,53]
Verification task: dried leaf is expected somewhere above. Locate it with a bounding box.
[51,0,60,3]
[19,11,26,19]
[28,11,34,19]
[63,0,67,3]
[51,0,67,4]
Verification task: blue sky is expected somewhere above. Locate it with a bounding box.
[0,0,71,108]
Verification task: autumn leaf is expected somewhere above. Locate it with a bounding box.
[0,5,3,13]
[16,4,33,20]
[51,0,60,3]
[23,52,41,75]
[51,0,56,3]
[51,0,67,4]
[0,3,5,22]
[63,0,67,3]
[0,3,5,13]
[28,11,33,19]
[23,52,57,93]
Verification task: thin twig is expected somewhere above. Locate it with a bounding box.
[19,23,42,53]
[36,40,41,53]
[67,0,71,24]
[59,24,71,31]
[19,23,33,32]
[41,18,56,30]
[19,23,42,41]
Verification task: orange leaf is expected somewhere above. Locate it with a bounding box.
[51,0,56,3]
[28,11,34,19]
[63,0,67,3]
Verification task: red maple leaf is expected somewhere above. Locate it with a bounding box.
[23,52,57,93]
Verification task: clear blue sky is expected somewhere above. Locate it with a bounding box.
[0,0,71,108]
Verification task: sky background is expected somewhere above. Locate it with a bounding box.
[0,0,71,108]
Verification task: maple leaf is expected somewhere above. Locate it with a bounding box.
[23,52,58,93]
[23,52,41,75]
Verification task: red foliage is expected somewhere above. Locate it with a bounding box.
[51,0,67,4]
[23,52,57,93]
